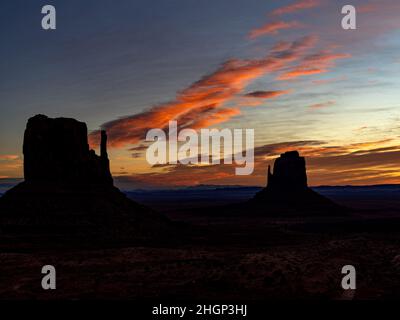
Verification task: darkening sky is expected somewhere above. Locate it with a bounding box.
[1,0,400,187]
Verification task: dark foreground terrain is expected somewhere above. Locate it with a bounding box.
[1,185,400,300]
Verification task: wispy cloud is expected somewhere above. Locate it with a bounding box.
[248,20,301,39]
[0,155,22,179]
[277,51,351,80]
[358,3,379,13]
[270,0,320,16]
[243,90,292,99]
[308,100,335,110]
[90,35,317,148]
[0,155,19,161]
[179,107,241,130]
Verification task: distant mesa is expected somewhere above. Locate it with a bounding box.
[184,150,347,217]
[266,151,308,191]
[0,115,171,243]
[258,150,308,197]
[249,151,345,215]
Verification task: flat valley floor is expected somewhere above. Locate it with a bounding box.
[1,186,400,300]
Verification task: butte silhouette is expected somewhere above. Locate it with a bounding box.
[248,151,345,215]
[0,115,171,242]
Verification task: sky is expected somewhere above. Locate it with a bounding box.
[1,0,400,188]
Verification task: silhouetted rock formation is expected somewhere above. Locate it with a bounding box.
[266,151,307,192]
[0,115,171,243]
[250,151,345,215]
[23,114,113,185]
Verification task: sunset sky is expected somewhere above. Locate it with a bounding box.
[1,0,400,188]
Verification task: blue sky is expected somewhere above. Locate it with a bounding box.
[1,0,400,187]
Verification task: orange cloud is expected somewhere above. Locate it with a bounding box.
[0,155,19,161]
[115,164,236,188]
[179,107,241,130]
[358,3,379,13]
[0,155,23,179]
[90,35,317,148]
[308,100,335,110]
[277,51,350,80]
[278,67,327,80]
[243,90,292,99]
[304,52,351,64]
[249,21,301,39]
[271,0,320,16]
